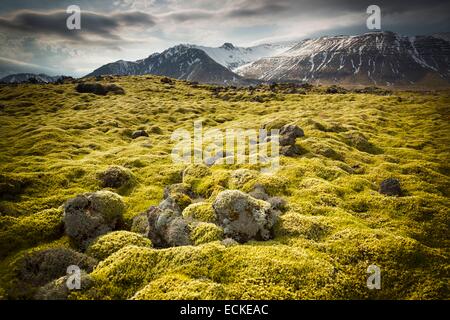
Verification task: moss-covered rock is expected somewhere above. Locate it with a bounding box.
[86,231,152,260]
[9,247,97,299]
[189,222,223,245]
[132,206,191,248]
[63,191,126,249]
[182,164,212,190]
[34,271,93,300]
[97,166,134,190]
[212,190,278,243]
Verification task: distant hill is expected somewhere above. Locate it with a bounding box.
[0,73,67,84]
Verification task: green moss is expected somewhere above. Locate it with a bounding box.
[189,222,223,245]
[182,202,216,223]
[88,190,126,223]
[0,208,63,258]
[0,77,448,300]
[86,231,152,260]
[132,273,226,300]
[170,193,192,211]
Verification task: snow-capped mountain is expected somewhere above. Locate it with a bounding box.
[0,73,64,84]
[86,45,254,85]
[190,42,295,70]
[237,31,450,86]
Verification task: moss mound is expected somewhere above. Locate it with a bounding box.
[0,208,64,258]
[182,202,216,223]
[132,273,226,300]
[189,222,223,245]
[86,231,152,260]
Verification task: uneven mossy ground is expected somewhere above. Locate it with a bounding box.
[0,76,449,299]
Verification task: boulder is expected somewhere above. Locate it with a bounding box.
[75,83,125,95]
[16,248,97,287]
[97,166,133,189]
[379,178,402,196]
[63,191,126,249]
[279,124,304,146]
[34,271,93,300]
[212,190,278,243]
[131,206,190,248]
[280,144,302,157]
[131,130,149,139]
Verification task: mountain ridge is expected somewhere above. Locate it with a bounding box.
[237,31,450,86]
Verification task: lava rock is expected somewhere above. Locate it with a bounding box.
[75,83,125,95]
[34,272,93,300]
[17,248,97,287]
[97,166,133,189]
[63,191,126,249]
[379,178,402,196]
[212,190,278,243]
[279,124,304,146]
[131,130,149,139]
[280,144,302,157]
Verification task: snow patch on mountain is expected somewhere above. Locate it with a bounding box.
[191,42,295,71]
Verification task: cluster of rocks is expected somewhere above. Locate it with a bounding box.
[132,186,280,247]
[75,83,125,95]
[130,165,284,247]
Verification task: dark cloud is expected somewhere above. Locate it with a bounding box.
[0,0,448,77]
[163,10,214,23]
[224,0,450,21]
[226,3,288,18]
[0,10,156,42]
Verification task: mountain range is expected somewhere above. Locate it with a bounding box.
[0,73,66,84]
[2,31,449,87]
[238,31,450,86]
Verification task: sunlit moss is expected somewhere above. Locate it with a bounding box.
[86,231,152,260]
[0,77,448,299]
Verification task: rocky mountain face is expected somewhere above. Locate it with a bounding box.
[237,32,450,86]
[0,73,65,84]
[86,45,254,85]
[190,42,294,70]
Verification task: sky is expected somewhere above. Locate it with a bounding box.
[0,0,449,77]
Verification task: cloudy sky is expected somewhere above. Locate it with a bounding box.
[0,0,449,77]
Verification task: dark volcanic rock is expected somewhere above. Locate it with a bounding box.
[63,191,126,249]
[75,83,125,95]
[98,166,133,189]
[279,124,304,146]
[131,130,149,139]
[379,178,402,196]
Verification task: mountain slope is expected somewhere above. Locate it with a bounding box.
[237,31,450,86]
[0,73,63,84]
[86,45,251,85]
[191,42,294,70]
